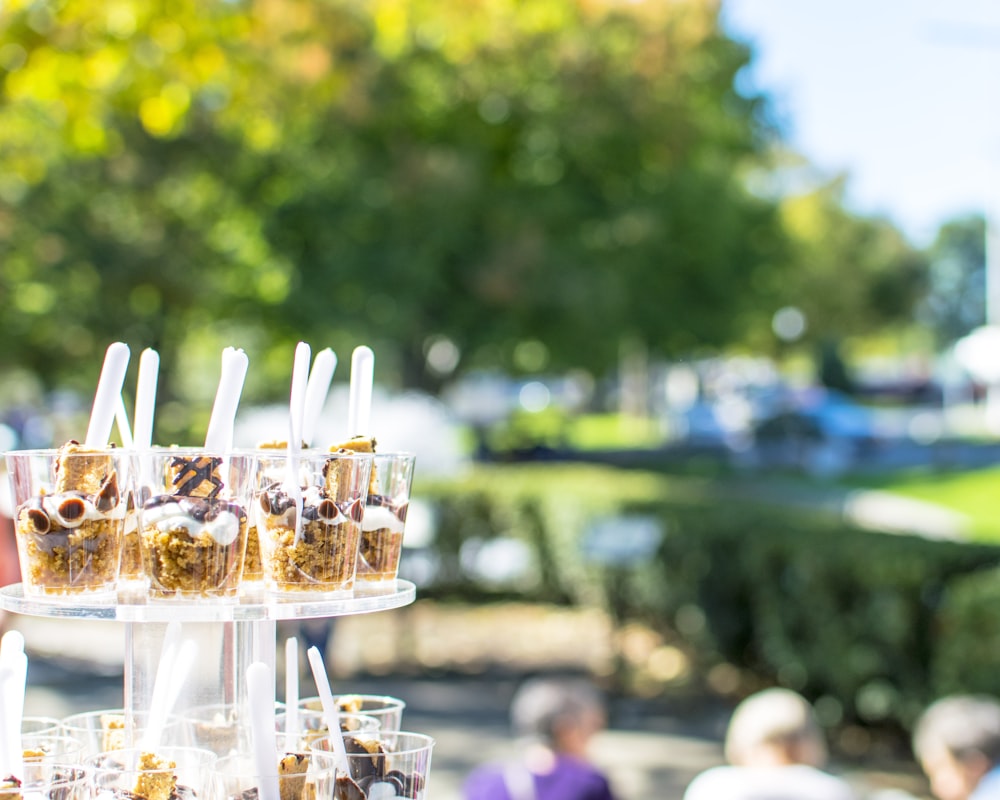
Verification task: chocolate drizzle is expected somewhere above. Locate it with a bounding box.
[170,456,223,498]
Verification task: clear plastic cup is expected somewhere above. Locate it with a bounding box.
[86,746,216,800]
[62,709,183,758]
[310,731,434,800]
[21,716,62,736]
[118,487,145,587]
[132,449,255,600]
[0,763,88,800]
[356,453,415,593]
[179,702,289,759]
[254,452,373,598]
[21,733,85,764]
[274,710,380,753]
[6,447,127,597]
[242,524,264,585]
[214,750,338,800]
[179,703,249,760]
[299,694,405,735]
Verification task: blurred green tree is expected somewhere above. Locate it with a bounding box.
[0,0,921,434]
[769,177,929,353]
[918,214,986,346]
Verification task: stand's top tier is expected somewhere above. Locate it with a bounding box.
[0,580,416,623]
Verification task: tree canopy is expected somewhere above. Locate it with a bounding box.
[0,0,929,437]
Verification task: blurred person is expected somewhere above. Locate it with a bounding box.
[683,687,856,800]
[913,695,1000,800]
[0,473,18,635]
[462,676,615,800]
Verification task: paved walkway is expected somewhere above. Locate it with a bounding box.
[11,613,933,800]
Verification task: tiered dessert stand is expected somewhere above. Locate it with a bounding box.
[0,581,417,741]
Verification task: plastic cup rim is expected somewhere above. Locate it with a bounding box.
[312,730,434,756]
[299,694,406,712]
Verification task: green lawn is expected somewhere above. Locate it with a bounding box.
[843,466,1000,542]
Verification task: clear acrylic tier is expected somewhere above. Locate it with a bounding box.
[0,580,416,622]
[0,581,417,747]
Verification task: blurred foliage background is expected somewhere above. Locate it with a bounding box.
[0,0,937,443]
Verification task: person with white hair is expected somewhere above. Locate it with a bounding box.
[912,695,1000,800]
[683,687,857,800]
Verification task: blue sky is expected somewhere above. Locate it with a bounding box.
[721,0,1000,246]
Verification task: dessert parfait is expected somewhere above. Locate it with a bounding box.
[242,440,290,588]
[348,444,414,592]
[135,450,254,600]
[215,750,338,800]
[0,775,18,799]
[62,709,184,758]
[181,704,244,760]
[254,450,372,597]
[7,442,127,596]
[311,732,432,800]
[87,748,215,800]
[118,489,144,585]
[1,764,88,800]
[299,696,405,739]
[20,733,84,764]
[274,710,380,754]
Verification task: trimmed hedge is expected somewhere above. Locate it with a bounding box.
[636,502,1000,729]
[415,464,1000,731]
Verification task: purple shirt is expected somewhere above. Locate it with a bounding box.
[463,755,615,800]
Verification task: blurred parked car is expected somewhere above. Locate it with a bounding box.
[740,388,882,477]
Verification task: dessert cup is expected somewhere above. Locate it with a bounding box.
[21,717,62,737]
[118,487,145,587]
[355,453,415,593]
[86,746,216,800]
[274,711,380,753]
[298,695,405,737]
[62,709,183,758]
[20,733,85,764]
[6,446,127,597]
[133,450,255,601]
[179,702,287,759]
[179,703,249,760]
[254,452,372,598]
[214,750,338,800]
[309,731,433,800]
[0,763,88,800]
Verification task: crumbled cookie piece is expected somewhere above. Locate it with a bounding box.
[278,753,309,800]
[133,752,178,800]
[55,441,114,495]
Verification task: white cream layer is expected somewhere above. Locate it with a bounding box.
[362,505,404,534]
[142,501,242,546]
[40,494,125,527]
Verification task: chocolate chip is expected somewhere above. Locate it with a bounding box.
[381,773,407,796]
[95,471,120,513]
[26,507,50,533]
[57,496,86,522]
[316,499,339,522]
